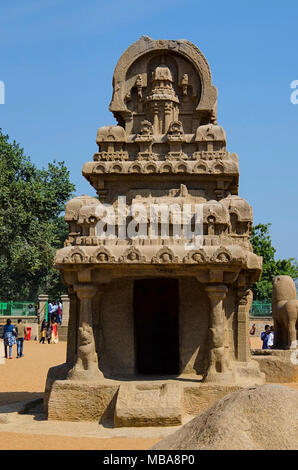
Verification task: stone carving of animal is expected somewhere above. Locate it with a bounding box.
[208,326,230,374]
[272,275,298,349]
[68,323,102,380]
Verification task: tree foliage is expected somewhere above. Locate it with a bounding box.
[0,129,75,301]
[251,223,298,301]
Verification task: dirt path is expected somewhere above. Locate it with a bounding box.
[0,339,66,406]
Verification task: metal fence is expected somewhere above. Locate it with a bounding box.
[0,301,37,317]
[249,301,272,317]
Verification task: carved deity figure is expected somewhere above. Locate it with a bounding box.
[193,253,204,263]
[181,73,189,96]
[128,252,138,262]
[138,120,153,138]
[161,253,171,263]
[98,253,108,263]
[136,74,143,100]
[217,253,230,262]
[72,253,82,263]
[167,121,184,141]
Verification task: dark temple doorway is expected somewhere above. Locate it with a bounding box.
[133,278,180,375]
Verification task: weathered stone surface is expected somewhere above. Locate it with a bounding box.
[114,383,183,427]
[44,37,265,424]
[234,359,266,385]
[252,350,298,383]
[47,380,118,422]
[183,384,241,416]
[152,384,298,450]
[272,275,298,349]
[45,377,270,424]
[43,363,72,414]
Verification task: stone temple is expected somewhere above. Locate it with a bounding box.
[45,37,265,426]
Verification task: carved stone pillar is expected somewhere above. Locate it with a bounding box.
[66,288,78,365]
[92,287,105,366]
[67,284,103,381]
[164,102,172,133]
[61,294,70,327]
[237,288,252,362]
[153,104,159,135]
[37,295,48,342]
[38,294,48,324]
[205,284,231,382]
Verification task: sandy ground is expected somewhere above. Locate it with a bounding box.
[0,433,160,450]
[0,340,163,450]
[0,337,297,450]
[250,336,262,349]
[0,338,67,406]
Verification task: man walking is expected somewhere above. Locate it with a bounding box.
[16,319,27,358]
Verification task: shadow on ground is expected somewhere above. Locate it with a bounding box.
[0,394,46,423]
[0,392,43,409]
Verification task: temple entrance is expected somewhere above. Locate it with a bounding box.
[133,278,180,375]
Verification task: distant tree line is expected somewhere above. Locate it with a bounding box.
[250,223,298,301]
[0,129,75,301]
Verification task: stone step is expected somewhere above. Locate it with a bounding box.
[114,382,183,427]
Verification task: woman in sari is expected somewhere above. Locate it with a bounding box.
[1,319,16,359]
[50,321,59,344]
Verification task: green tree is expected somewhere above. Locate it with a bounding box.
[0,129,75,301]
[251,223,298,301]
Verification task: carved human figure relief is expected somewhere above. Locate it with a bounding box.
[181,73,189,96]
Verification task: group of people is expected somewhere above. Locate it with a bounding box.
[0,299,63,359]
[39,300,62,344]
[39,319,59,344]
[250,323,275,349]
[48,300,62,324]
[1,318,27,359]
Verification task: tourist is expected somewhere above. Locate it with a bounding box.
[52,301,58,322]
[261,325,271,349]
[1,319,17,359]
[48,301,54,322]
[57,300,62,325]
[46,321,51,344]
[50,320,59,344]
[39,319,47,344]
[16,319,27,358]
[267,326,274,349]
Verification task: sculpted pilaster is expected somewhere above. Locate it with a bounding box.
[205,284,232,382]
[237,288,252,362]
[67,284,104,381]
[66,287,78,365]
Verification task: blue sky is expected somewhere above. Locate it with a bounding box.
[0,0,297,260]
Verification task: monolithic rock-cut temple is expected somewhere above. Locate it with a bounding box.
[45,37,266,426]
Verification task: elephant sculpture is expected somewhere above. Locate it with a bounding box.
[272,275,298,349]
